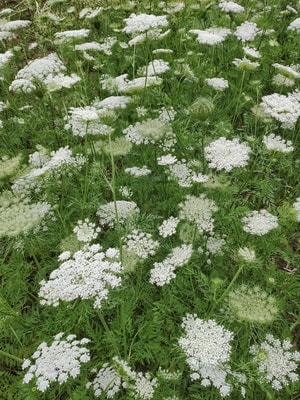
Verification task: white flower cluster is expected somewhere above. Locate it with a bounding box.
[179,194,218,233]
[204,137,251,172]
[157,154,177,165]
[122,13,168,35]
[97,200,140,227]
[178,315,234,396]
[88,357,158,399]
[43,72,81,92]
[65,106,114,137]
[54,28,90,42]
[228,285,279,324]
[100,73,163,94]
[232,57,260,70]
[12,146,86,197]
[138,59,170,76]
[22,332,90,392]
[123,229,160,259]
[293,198,300,222]
[39,244,122,308]
[158,216,179,237]
[0,193,53,238]
[0,19,31,31]
[9,53,77,93]
[288,17,300,32]
[0,154,21,179]
[79,7,103,20]
[260,92,300,128]
[189,28,231,45]
[250,334,300,390]
[87,364,122,398]
[73,218,101,243]
[123,118,172,145]
[243,46,261,59]
[263,133,294,153]
[234,21,259,42]
[167,159,209,187]
[242,209,278,235]
[205,235,226,255]
[0,50,14,70]
[125,166,152,176]
[205,77,229,91]
[93,95,131,111]
[219,1,245,13]
[149,244,193,286]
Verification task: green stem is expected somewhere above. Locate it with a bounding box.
[108,134,123,264]
[0,349,23,363]
[97,311,120,357]
[209,264,244,315]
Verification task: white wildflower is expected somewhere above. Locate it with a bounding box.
[123,230,159,259]
[125,166,152,176]
[179,194,218,233]
[228,286,279,324]
[237,247,256,262]
[79,7,103,19]
[292,198,300,222]
[232,57,260,70]
[219,1,244,13]
[158,216,179,237]
[0,50,14,69]
[243,47,261,59]
[54,29,90,41]
[157,154,177,165]
[92,95,131,111]
[39,245,122,308]
[204,137,251,172]
[122,13,168,35]
[22,333,90,392]
[150,244,193,286]
[123,118,172,145]
[96,200,140,227]
[0,193,53,238]
[178,315,234,396]
[260,92,300,128]
[205,77,229,90]
[272,63,300,79]
[250,334,300,390]
[189,28,230,45]
[0,20,31,31]
[242,209,278,235]
[73,219,101,243]
[87,363,121,398]
[138,59,170,76]
[272,74,295,87]
[234,21,259,42]
[288,17,300,32]
[263,133,294,153]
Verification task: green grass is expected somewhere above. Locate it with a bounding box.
[0,0,299,399]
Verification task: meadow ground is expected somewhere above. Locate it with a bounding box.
[0,1,299,399]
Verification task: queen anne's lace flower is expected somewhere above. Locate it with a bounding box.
[123,118,172,145]
[250,334,300,390]
[0,193,53,238]
[179,194,218,233]
[219,1,245,13]
[228,286,279,324]
[288,17,300,32]
[149,244,193,286]
[260,92,300,128]
[73,219,101,243]
[189,28,230,45]
[242,210,278,235]
[263,133,294,153]
[205,77,229,90]
[234,22,259,42]
[123,230,159,259]
[158,216,179,237]
[204,137,251,172]
[122,13,168,35]
[97,201,140,227]
[39,245,122,308]
[293,198,300,222]
[22,333,90,392]
[178,315,236,396]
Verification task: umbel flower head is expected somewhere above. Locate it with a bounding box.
[39,244,122,308]
[0,192,53,238]
[96,200,140,228]
[250,334,300,390]
[228,285,279,324]
[189,96,215,121]
[241,209,278,235]
[204,137,251,172]
[178,315,235,396]
[22,332,90,392]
